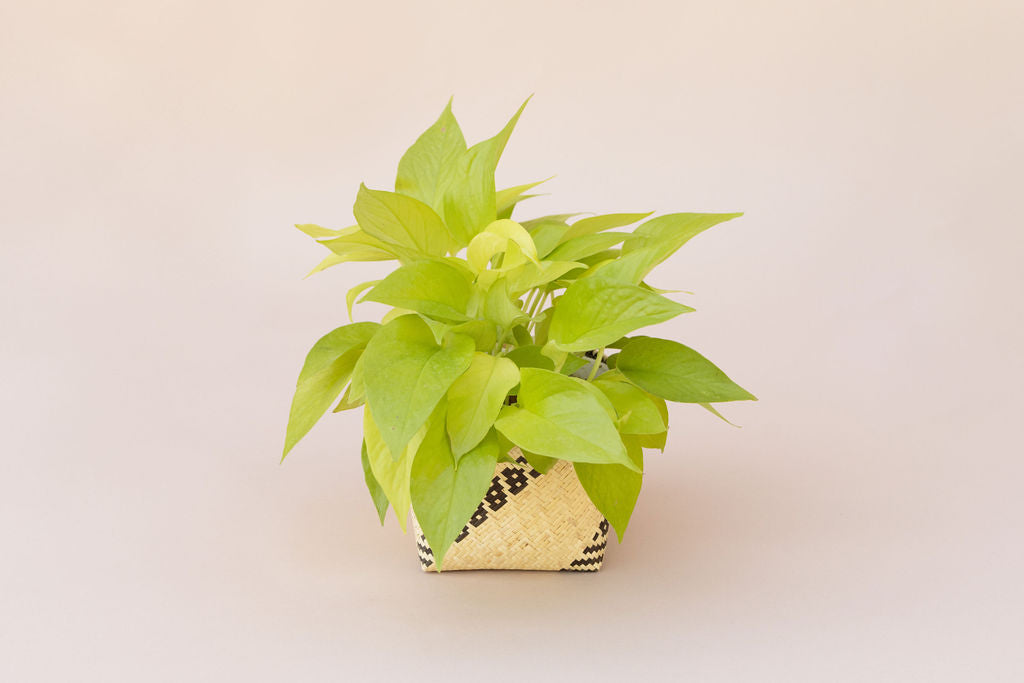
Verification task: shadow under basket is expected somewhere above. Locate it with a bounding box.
[412,449,610,572]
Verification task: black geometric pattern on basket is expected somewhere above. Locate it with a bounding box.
[418,455,541,569]
[452,455,541,543]
[562,517,610,572]
[414,454,610,571]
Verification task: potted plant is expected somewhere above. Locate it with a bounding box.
[283,97,755,572]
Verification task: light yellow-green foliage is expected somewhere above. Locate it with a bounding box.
[283,99,755,568]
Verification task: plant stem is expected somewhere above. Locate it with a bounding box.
[525,288,541,318]
[527,291,549,333]
[586,347,606,381]
[553,354,566,374]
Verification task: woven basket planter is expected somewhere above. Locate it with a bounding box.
[412,448,610,572]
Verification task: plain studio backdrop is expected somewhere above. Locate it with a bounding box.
[2,1,1022,680]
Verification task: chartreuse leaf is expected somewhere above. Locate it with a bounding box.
[560,354,589,376]
[494,368,638,470]
[466,232,506,273]
[440,97,531,246]
[700,402,740,427]
[282,322,380,459]
[546,232,629,263]
[361,442,389,524]
[363,260,474,322]
[634,431,667,451]
[353,184,453,256]
[561,212,653,241]
[395,98,467,211]
[316,225,405,262]
[295,223,349,239]
[506,259,584,295]
[521,213,580,229]
[528,218,573,258]
[521,450,557,474]
[446,353,520,457]
[364,405,431,532]
[621,212,743,266]
[548,279,693,352]
[505,344,555,371]
[483,279,529,330]
[592,373,667,435]
[334,350,368,412]
[411,419,499,570]
[616,336,757,403]
[466,219,538,275]
[495,178,551,219]
[449,320,498,352]
[419,316,451,345]
[512,325,533,347]
[574,436,643,542]
[495,431,559,474]
[305,253,346,277]
[361,316,475,457]
[346,280,381,320]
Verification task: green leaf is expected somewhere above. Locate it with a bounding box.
[521,213,580,229]
[353,184,453,257]
[633,431,667,451]
[699,402,741,427]
[494,368,638,470]
[592,374,668,434]
[505,344,555,371]
[363,260,474,322]
[446,353,520,457]
[548,279,693,352]
[521,450,557,474]
[361,316,475,457]
[546,232,628,263]
[317,225,405,262]
[411,425,499,571]
[295,222,351,239]
[395,98,467,211]
[466,219,538,274]
[561,212,653,241]
[527,218,573,258]
[361,442,389,524]
[621,212,743,267]
[419,316,452,345]
[506,260,584,295]
[363,405,431,532]
[346,280,381,321]
[282,322,380,459]
[560,354,589,376]
[439,97,531,246]
[495,177,551,217]
[448,320,498,352]
[511,325,533,347]
[304,252,347,277]
[482,280,529,330]
[333,351,368,412]
[616,336,757,403]
[574,437,643,542]
[495,432,557,473]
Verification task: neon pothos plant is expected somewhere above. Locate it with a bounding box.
[283,98,755,570]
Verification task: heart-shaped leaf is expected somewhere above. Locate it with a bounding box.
[282,322,380,459]
[494,368,638,470]
[446,353,520,457]
[363,260,474,322]
[616,336,757,403]
[411,421,499,570]
[361,316,475,457]
[548,279,692,352]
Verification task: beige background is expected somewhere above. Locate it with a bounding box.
[2,1,1022,680]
